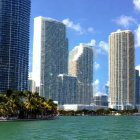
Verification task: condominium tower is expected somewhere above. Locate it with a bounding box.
[32,16,68,101]
[0,0,30,93]
[58,74,78,105]
[109,30,135,110]
[69,43,93,105]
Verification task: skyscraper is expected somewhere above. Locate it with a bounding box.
[109,30,135,110]
[28,73,36,92]
[32,16,68,101]
[58,74,78,105]
[0,0,30,93]
[69,43,93,105]
[135,70,140,105]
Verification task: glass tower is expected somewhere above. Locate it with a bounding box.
[0,0,30,93]
[32,17,68,101]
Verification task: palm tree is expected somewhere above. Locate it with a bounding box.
[0,90,58,119]
[43,99,57,115]
[0,94,8,103]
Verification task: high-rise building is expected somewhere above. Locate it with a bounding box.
[28,73,36,92]
[109,30,135,110]
[58,74,78,105]
[0,0,30,93]
[32,16,68,101]
[69,43,93,105]
[93,94,108,106]
[135,70,140,105]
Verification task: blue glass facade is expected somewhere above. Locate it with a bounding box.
[0,0,30,93]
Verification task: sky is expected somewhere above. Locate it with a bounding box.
[29,0,140,95]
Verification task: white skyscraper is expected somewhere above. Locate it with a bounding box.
[69,43,93,105]
[109,30,135,110]
[32,16,68,101]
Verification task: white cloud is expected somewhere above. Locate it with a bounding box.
[93,79,99,86]
[95,62,100,70]
[88,27,94,33]
[62,18,83,34]
[93,79,105,96]
[88,39,108,58]
[136,65,140,76]
[136,65,140,74]
[135,25,140,47]
[99,41,108,52]
[62,18,94,34]
[105,81,109,87]
[88,39,96,46]
[133,0,140,11]
[94,91,104,96]
[113,15,137,28]
[95,41,108,57]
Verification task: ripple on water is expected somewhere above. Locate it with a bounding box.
[0,116,140,140]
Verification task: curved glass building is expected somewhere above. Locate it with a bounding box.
[0,0,30,93]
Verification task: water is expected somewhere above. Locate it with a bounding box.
[0,116,140,140]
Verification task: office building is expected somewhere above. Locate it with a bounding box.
[0,0,30,93]
[32,16,68,101]
[109,30,135,110]
[69,43,93,105]
[58,74,78,105]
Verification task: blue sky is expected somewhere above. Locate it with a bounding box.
[29,0,140,95]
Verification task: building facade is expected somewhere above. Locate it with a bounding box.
[32,16,68,101]
[0,0,30,93]
[93,94,108,106]
[69,43,93,105]
[135,70,140,105]
[109,30,135,110]
[28,73,36,92]
[58,74,78,105]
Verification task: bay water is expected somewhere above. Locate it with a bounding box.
[0,116,140,140]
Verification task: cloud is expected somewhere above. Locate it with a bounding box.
[99,41,108,52]
[62,18,84,34]
[88,39,108,57]
[93,79,99,86]
[62,18,94,34]
[105,81,109,87]
[93,79,105,96]
[136,65,140,76]
[95,41,108,57]
[135,25,140,47]
[88,27,94,33]
[133,0,140,11]
[113,15,137,28]
[136,65,140,75]
[87,39,108,58]
[88,39,96,46]
[95,62,100,70]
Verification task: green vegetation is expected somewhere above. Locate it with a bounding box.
[58,108,138,116]
[0,89,57,119]
[59,110,96,116]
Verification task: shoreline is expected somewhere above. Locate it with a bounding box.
[0,116,59,122]
[1,114,140,122]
